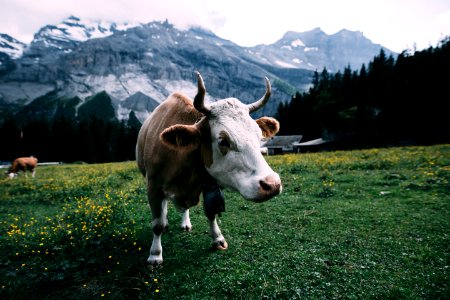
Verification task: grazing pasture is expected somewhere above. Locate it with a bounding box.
[0,145,448,299]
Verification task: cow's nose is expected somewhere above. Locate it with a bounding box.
[259,173,282,197]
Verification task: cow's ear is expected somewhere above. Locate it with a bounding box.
[256,117,280,138]
[160,124,201,151]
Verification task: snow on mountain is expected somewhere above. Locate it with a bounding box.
[0,34,26,58]
[29,16,141,52]
[291,39,305,47]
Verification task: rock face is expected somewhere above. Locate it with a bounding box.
[0,17,395,122]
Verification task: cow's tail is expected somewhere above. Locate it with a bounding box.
[136,144,146,177]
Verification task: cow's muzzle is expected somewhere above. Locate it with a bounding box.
[253,173,282,202]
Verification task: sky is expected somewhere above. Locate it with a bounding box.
[1,0,449,53]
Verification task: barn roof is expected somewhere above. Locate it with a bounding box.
[264,135,303,147]
[293,138,327,146]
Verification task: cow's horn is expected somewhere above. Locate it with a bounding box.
[248,77,271,113]
[194,71,211,115]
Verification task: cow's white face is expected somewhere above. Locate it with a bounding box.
[160,97,281,201]
[205,99,281,201]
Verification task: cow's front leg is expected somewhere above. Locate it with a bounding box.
[148,199,168,265]
[180,209,192,231]
[209,217,228,250]
[203,184,227,250]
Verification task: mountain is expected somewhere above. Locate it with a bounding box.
[246,28,395,72]
[0,17,396,124]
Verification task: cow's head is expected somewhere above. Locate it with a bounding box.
[161,72,281,201]
[5,169,16,179]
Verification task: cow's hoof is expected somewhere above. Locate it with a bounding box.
[147,255,163,266]
[212,239,228,250]
[181,225,192,231]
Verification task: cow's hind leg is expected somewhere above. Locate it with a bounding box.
[148,189,168,265]
[208,217,228,250]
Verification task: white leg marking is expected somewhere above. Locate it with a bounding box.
[32,170,35,178]
[161,199,168,226]
[209,217,228,250]
[181,209,192,231]
[148,200,168,265]
[148,233,163,265]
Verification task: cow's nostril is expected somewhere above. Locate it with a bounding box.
[259,180,272,191]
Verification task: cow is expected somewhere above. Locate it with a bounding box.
[136,72,282,265]
[6,156,38,178]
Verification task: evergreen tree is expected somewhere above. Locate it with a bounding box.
[275,37,450,148]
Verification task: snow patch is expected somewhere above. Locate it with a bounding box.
[292,58,302,64]
[195,36,203,40]
[291,39,305,47]
[274,60,297,68]
[115,22,141,31]
[305,47,319,52]
[281,45,292,51]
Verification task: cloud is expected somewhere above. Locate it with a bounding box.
[0,0,449,51]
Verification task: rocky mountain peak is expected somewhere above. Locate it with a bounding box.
[0,34,26,58]
[25,16,141,57]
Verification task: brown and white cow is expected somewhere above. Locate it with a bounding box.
[6,156,38,178]
[136,72,281,265]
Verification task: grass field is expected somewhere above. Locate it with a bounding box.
[0,145,449,299]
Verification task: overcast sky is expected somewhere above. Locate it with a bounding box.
[1,0,449,53]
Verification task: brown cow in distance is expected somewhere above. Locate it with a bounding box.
[6,157,38,178]
[136,72,282,265]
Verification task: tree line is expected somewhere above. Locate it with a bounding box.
[0,115,140,163]
[1,38,448,163]
[276,37,450,148]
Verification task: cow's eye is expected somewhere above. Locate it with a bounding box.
[218,138,230,148]
[218,137,230,155]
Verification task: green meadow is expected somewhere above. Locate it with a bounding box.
[1,145,449,299]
